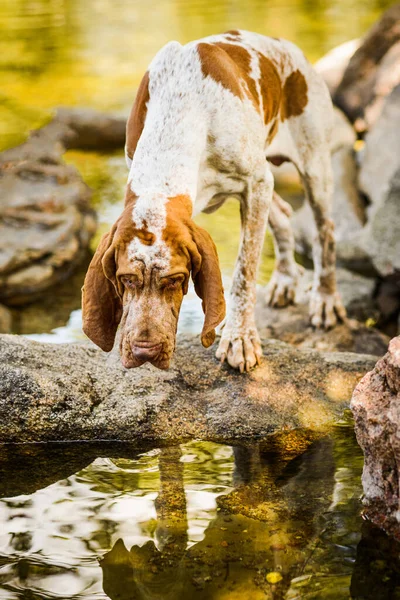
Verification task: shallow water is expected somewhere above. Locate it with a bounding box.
[3,421,400,600]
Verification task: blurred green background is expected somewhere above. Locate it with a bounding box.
[0,0,395,151]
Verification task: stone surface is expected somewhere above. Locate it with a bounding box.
[314,39,360,96]
[257,268,388,356]
[363,40,400,130]
[351,335,400,540]
[361,166,400,278]
[0,305,12,333]
[0,333,377,444]
[0,107,126,305]
[359,84,400,220]
[334,3,400,130]
[0,159,96,304]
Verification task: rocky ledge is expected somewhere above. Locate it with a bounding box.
[0,333,377,444]
[351,335,400,540]
[0,108,126,306]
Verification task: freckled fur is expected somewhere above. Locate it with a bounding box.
[84,29,346,371]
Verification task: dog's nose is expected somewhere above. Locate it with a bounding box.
[131,341,162,362]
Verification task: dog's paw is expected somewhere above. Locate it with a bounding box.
[309,290,347,329]
[265,266,303,308]
[216,325,262,372]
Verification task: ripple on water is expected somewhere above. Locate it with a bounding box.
[1,427,399,599]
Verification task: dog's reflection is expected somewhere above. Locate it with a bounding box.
[101,438,335,600]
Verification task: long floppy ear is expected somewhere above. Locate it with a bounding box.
[190,223,226,348]
[81,232,122,352]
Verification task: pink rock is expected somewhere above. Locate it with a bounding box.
[351,336,400,539]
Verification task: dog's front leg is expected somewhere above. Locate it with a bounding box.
[216,170,273,372]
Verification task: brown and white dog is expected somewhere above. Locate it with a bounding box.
[82,30,346,372]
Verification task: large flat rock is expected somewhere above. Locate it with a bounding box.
[0,334,377,444]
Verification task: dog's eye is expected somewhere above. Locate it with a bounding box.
[122,276,139,290]
[161,277,183,290]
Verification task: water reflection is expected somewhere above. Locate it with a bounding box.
[0,428,399,599]
[100,439,332,599]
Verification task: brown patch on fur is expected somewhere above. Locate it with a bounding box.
[225,29,241,37]
[214,42,259,111]
[257,52,282,124]
[125,71,150,162]
[132,221,155,246]
[197,43,244,100]
[164,195,226,347]
[267,118,279,144]
[82,229,123,352]
[224,29,241,41]
[124,185,138,208]
[281,69,308,120]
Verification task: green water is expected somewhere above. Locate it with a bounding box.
[2,423,399,600]
[0,0,394,151]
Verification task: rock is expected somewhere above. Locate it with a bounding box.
[363,40,400,130]
[334,4,400,131]
[359,85,400,219]
[257,268,388,356]
[314,39,360,96]
[55,107,126,151]
[351,336,400,540]
[0,106,126,305]
[360,166,400,278]
[0,333,377,444]
[0,305,12,333]
[375,274,400,338]
[0,160,96,304]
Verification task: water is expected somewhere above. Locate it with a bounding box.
[2,422,398,600]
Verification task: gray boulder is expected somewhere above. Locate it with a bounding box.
[0,333,377,444]
[0,108,127,305]
[0,160,96,304]
[334,3,400,131]
[295,85,400,283]
[314,39,360,96]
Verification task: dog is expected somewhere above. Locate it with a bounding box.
[82,30,346,372]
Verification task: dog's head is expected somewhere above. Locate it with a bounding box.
[82,194,225,369]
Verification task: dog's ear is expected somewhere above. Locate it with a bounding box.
[190,223,226,348]
[82,230,122,352]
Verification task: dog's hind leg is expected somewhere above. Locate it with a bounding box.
[299,154,347,328]
[265,191,303,307]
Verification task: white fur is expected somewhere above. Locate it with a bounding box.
[125,30,344,369]
[128,192,171,270]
